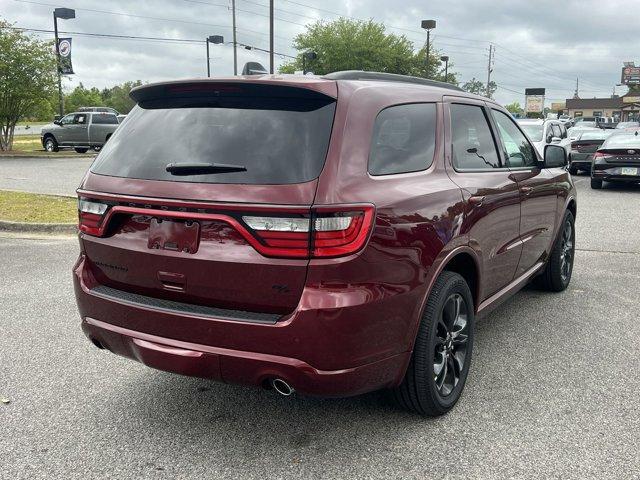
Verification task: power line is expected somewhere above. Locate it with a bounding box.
[6,25,296,58]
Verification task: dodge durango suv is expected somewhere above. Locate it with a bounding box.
[73,72,577,416]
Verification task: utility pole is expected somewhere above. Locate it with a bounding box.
[486,44,494,98]
[231,0,237,75]
[269,0,274,73]
[573,77,579,98]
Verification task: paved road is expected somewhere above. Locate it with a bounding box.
[1,178,639,479]
[0,156,94,197]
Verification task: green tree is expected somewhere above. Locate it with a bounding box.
[0,21,56,150]
[462,77,497,98]
[278,18,456,84]
[64,83,103,112]
[505,101,523,115]
[102,80,143,114]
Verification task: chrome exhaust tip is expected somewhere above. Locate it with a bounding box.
[271,378,294,396]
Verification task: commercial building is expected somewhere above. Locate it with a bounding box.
[565,95,640,121]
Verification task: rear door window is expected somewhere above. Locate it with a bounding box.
[92,114,119,125]
[91,92,336,185]
[368,103,437,175]
[450,104,501,170]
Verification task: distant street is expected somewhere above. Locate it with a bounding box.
[1,177,639,479]
[0,156,93,197]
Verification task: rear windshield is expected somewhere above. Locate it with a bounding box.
[603,134,640,148]
[91,95,336,185]
[579,131,611,141]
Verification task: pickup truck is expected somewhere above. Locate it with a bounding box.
[41,112,120,153]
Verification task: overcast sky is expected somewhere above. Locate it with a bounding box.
[1,0,636,106]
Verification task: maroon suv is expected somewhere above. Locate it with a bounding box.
[73,72,577,416]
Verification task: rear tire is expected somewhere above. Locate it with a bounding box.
[393,271,474,416]
[568,163,578,175]
[590,178,603,189]
[74,148,88,153]
[43,136,58,152]
[534,210,575,292]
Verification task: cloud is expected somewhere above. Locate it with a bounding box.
[1,0,635,105]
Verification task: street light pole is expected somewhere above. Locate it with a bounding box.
[302,51,317,75]
[440,55,449,82]
[421,20,436,78]
[206,39,210,77]
[206,35,224,77]
[52,8,75,118]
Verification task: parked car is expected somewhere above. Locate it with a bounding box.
[567,123,598,141]
[568,129,612,174]
[591,131,640,189]
[41,112,120,153]
[574,116,597,123]
[596,116,618,129]
[615,121,640,130]
[517,118,570,156]
[73,72,577,416]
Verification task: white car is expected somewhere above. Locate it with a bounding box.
[516,119,571,156]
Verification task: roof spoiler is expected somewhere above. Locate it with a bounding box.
[323,70,463,92]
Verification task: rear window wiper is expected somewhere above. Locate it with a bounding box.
[165,162,247,175]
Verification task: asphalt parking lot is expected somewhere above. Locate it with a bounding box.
[0,156,94,197]
[1,176,639,479]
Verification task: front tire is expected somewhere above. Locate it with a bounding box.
[591,178,603,189]
[393,271,474,416]
[43,136,58,152]
[74,147,88,153]
[535,210,575,292]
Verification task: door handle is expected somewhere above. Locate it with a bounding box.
[468,195,485,206]
[520,186,533,195]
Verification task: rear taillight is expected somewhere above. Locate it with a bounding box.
[78,198,108,236]
[242,205,375,259]
[592,152,612,160]
[77,195,375,259]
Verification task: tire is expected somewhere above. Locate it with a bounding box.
[534,210,575,292]
[43,136,59,152]
[92,146,102,152]
[393,271,474,416]
[568,163,578,175]
[590,178,603,189]
[74,148,89,153]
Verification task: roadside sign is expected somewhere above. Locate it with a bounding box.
[525,88,545,114]
[621,66,640,85]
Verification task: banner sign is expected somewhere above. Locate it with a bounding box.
[57,37,74,74]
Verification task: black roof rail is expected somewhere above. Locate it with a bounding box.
[323,70,463,92]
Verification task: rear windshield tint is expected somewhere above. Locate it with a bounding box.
[90,94,336,185]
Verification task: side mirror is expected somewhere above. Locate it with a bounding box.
[53,120,62,126]
[543,144,567,168]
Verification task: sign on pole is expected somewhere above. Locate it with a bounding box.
[57,37,74,74]
[525,88,545,114]
[621,64,640,86]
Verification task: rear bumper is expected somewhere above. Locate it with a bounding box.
[81,317,408,397]
[74,255,413,397]
[592,165,640,182]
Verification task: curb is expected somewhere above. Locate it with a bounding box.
[0,220,77,235]
[0,154,95,159]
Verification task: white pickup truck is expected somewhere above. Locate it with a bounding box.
[40,112,120,153]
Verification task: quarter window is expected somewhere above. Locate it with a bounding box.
[491,110,537,168]
[450,104,501,170]
[368,103,437,175]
